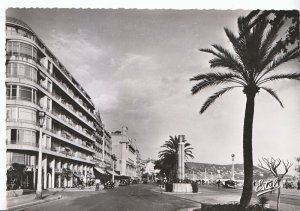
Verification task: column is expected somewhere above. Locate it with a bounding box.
[70,163,73,187]
[177,141,182,180]
[63,163,67,187]
[121,143,127,176]
[33,166,36,189]
[181,141,184,180]
[178,135,185,181]
[51,157,55,188]
[43,155,48,189]
[84,165,87,183]
[57,160,61,188]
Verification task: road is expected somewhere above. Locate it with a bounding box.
[23,184,200,211]
[20,183,300,211]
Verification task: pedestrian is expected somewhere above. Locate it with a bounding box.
[217,180,221,189]
[297,180,300,190]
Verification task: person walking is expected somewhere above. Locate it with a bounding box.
[217,180,221,189]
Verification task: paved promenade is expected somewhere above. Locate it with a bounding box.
[6,184,300,211]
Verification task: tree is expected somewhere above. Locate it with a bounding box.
[190,11,299,207]
[7,163,27,190]
[296,156,300,174]
[258,157,293,211]
[157,135,194,179]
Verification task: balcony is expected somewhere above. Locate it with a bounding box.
[43,127,95,154]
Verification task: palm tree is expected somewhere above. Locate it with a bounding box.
[190,11,299,207]
[158,135,194,179]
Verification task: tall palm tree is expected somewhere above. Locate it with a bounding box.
[190,11,299,207]
[158,135,194,179]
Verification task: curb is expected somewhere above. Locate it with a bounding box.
[8,195,62,211]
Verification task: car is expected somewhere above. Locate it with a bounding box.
[224,180,236,189]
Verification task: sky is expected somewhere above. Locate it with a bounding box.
[5,8,300,174]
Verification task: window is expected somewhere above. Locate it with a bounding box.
[19,86,32,101]
[6,107,18,121]
[46,117,51,130]
[12,42,20,56]
[47,98,51,110]
[8,129,37,146]
[6,41,37,60]
[19,108,36,124]
[12,85,17,98]
[6,63,38,82]
[6,85,17,100]
[6,42,12,53]
[47,80,51,92]
[11,129,17,144]
[20,43,32,57]
[7,152,33,165]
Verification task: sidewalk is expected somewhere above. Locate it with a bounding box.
[7,186,104,210]
[7,190,62,210]
[151,185,300,211]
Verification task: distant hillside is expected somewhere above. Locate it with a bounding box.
[185,162,273,180]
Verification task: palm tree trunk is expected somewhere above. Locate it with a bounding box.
[240,92,256,207]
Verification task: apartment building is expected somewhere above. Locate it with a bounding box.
[111,127,139,178]
[5,17,111,189]
[93,111,112,175]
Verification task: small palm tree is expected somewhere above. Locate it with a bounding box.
[158,135,194,179]
[190,11,299,207]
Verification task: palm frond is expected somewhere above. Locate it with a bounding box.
[261,87,284,108]
[190,72,245,95]
[257,40,286,78]
[258,73,300,85]
[200,86,237,113]
[211,44,245,71]
[258,46,300,80]
[259,20,285,61]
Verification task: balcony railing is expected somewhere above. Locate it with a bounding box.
[7,55,36,66]
[6,140,38,147]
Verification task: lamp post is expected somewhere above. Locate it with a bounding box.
[231,154,235,181]
[36,110,45,199]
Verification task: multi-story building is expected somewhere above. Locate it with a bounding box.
[5,17,111,189]
[93,111,112,176]
[135,149,143,179]
[111,126,139,178]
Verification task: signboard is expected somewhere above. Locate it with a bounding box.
[255,178,280,196]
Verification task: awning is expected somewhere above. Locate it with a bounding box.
[106,170,120,176]
[94,167,107,174]
[73,173,82,178]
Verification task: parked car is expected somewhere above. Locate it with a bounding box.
[224,180,236,189]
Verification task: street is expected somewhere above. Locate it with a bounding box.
[16,183,300,211]
[23,184,200,211]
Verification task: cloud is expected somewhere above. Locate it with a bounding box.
[9,9,300,165]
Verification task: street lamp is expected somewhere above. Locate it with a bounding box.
[36,110,45,199]
[231,154,235,181]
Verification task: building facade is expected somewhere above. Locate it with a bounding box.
[5,17,111,190]
[93,111,112,174]
[111,127,139,178]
